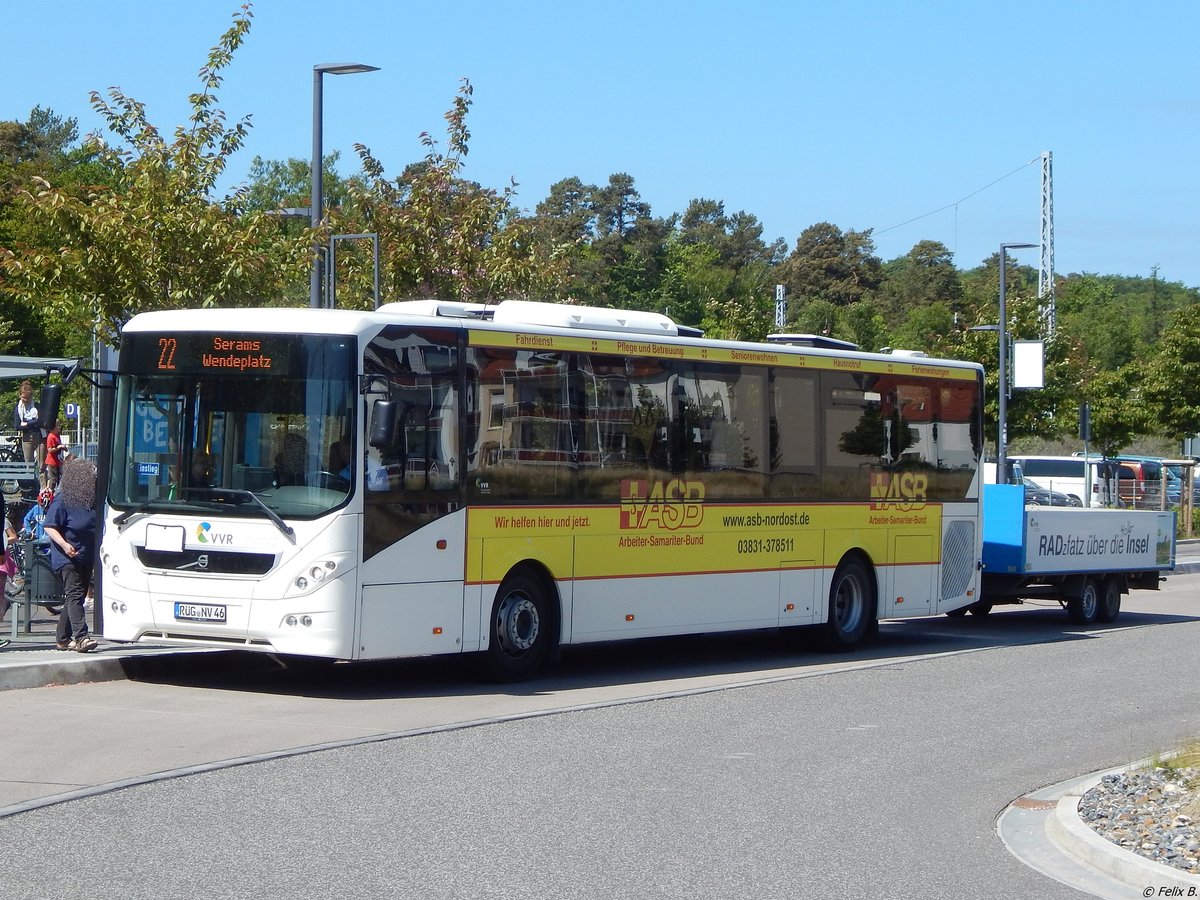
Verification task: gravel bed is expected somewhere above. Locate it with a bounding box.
[1079,767,1200,875]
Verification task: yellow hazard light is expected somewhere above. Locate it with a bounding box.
[432,627,443,635]
[625,614,635,622]
[966,589,975,597]
[785,603,795,611]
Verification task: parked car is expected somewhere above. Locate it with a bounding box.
[1114,457,1179,508]
[1005,455,1095,506]
[983,462,1085,507]
[1163,461,1200,504]
[1023,477,1083,507]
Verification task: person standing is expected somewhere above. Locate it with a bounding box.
[43,457,98,653]
[12,380,41,467]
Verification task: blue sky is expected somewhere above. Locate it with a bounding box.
[6,0,1199,286]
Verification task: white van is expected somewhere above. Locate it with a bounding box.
[1005,455,1115,507]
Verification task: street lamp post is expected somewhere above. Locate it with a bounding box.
[996,241,1037,484]
[310,62,379,309]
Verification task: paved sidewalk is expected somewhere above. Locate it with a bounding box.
[0,603,211,691]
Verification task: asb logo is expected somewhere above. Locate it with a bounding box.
[869,471,928,510]
[619,479,705,530]
[195,521,233,545]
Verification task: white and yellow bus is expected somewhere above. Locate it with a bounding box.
[100,300,985,678]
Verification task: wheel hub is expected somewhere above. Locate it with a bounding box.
[496,593,539,655]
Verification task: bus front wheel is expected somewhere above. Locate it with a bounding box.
[820,558,874,652]
[482,571,553,682]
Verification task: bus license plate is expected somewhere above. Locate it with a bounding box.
[174,602,227,623]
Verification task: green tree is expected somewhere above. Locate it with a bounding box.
[1084,366,1150,456]
[587,173,673,310]
[878,240,963,326]
[349,79,569,304]
[792,298,841,337]
[0,6,312,344]
[239,152,355,214]
[534,176,595,245]
[700,288,774,342]
[1140,304,1200,441]
[0,107,111,354]
[889,301,957,355]
[841,299,888,352]
[679,199,781,272]
[1056,275,1138,370]
[656,237,731,327]
[780,222,882,310]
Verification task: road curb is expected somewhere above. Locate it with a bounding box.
[1041,772,1200,894]
[0,654,132,691]
[0,646,242,692]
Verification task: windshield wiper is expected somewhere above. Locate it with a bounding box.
[187,488,296,543]
[113,500,178,527]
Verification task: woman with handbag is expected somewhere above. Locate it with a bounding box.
[43,457,98,653]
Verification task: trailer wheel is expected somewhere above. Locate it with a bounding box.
[1068,578,1100,625]
[820,557,874,651]
[1096,577,1121,623]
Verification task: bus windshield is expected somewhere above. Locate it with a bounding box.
[109,332,357,520]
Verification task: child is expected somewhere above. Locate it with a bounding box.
[43,422,63,491]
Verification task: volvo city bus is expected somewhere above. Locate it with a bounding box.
[100,300,985,679]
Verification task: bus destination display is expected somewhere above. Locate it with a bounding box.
[126,333,290,375]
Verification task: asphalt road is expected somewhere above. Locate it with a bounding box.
[1,576,1199,899]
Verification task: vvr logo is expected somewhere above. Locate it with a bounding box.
[195,522,233,545]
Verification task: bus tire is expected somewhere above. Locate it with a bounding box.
[1096,577,1122,623]
[820,557,874,652]
[968,601,993,617]
[482,570,553,682]
[945,606,969,618]
[1068,578,1100,625]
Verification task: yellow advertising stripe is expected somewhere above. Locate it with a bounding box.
[465,503,943,585]
[468,330,978,381]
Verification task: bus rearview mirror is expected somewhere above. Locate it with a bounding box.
[369,400,399,450]
[40,383,62,430]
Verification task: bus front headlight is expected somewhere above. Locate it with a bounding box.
[293,559,338,594]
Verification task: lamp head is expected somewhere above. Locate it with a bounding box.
[314,63,380,76]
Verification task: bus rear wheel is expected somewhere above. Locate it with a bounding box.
[820,558,874,652]
[482,571,552,682]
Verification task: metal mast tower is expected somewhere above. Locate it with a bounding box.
[1039,150,1055,332]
